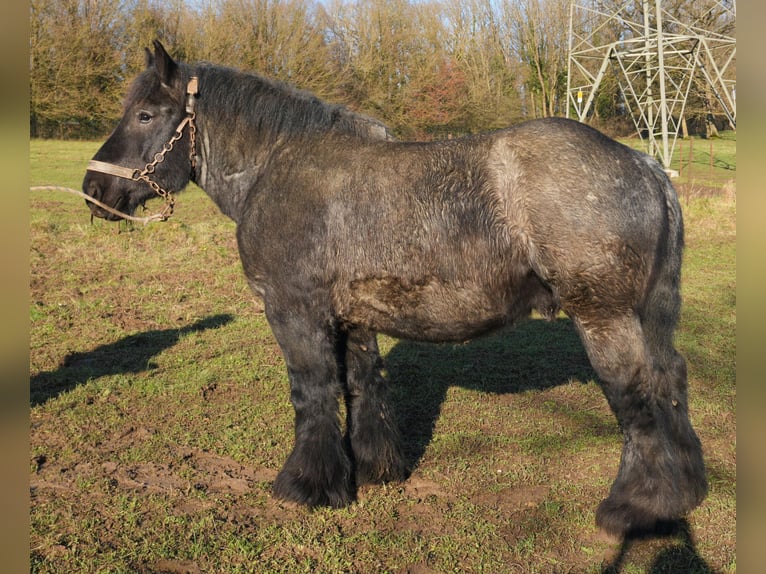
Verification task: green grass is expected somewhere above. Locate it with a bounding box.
[30,137,735,573]
[620,130,737,191]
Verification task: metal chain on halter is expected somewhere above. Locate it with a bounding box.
[133,78,198,218]
[132,113,195,218]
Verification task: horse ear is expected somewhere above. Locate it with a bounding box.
[152,39,178,88]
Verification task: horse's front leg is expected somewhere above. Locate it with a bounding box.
[265,302,354,508]
[343,327,407,486]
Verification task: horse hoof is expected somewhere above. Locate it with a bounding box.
[273,465,354,509]
[355,458,409,486]
[595,496,660,537]
[595,490,701,538]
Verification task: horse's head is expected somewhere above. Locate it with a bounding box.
[82,41,197,221]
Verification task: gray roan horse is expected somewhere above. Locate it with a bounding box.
[83,41,706,536]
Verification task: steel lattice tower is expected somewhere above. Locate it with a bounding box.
[566,0,735,172]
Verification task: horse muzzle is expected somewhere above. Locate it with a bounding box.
[82,170,133,221]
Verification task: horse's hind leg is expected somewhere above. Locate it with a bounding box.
[343,327,407,485]
[265,301,354,508]
[571,309,707,536]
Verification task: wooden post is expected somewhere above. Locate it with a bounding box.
[688,138,694,183]
[678,140,683,178]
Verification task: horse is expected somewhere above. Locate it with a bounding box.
[82,41,706,537]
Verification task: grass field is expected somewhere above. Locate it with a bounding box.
[30,136,735,573]
[621,131,737,193]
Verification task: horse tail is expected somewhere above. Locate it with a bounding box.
[640,160,685,366]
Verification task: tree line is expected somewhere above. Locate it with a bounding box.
[30,0,735,140]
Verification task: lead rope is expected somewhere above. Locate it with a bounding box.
[29,185,174,225]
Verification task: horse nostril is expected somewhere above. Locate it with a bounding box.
[84,178,103,201]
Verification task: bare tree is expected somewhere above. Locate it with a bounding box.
[508,0,570,118]
[441,0,522,131]
[30,0,127,137]
[30,0,733,140]
[322,0,453,137]
[191,0,336,98]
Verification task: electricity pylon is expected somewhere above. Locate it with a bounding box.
[566,0,736,172]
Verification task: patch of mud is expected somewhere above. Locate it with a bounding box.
[470,484,549,512]
[401,474,447,501]
[30,437,278,504]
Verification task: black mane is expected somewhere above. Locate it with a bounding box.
[189,63,393,142]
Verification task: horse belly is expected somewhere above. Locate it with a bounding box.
[336,274,546,342]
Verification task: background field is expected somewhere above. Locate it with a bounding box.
[30,137,735,573]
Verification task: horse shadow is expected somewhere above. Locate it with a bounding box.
[383,316,599,466]
[30,314,234,406]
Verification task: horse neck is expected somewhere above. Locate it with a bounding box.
[190,65,391,223]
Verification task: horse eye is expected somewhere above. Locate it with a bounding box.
[138,111,153,124]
